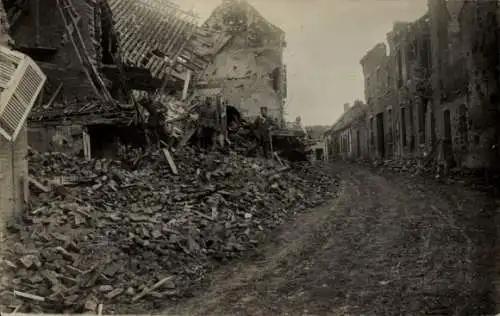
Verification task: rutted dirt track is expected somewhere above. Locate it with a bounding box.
[165,162,499,316]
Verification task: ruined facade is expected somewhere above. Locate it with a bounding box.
[327,1,500,171]
[198,0,287,125]
[2,0,224,157]
[3,0,278,156]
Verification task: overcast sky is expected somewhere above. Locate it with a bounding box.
[172,0,428,125]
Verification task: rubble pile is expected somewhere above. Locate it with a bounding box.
[357,157,500,192]
[0,149,338,314]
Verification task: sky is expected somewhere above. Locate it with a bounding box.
[172,0,428,126]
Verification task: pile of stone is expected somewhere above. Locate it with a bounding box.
[0,148,338,314]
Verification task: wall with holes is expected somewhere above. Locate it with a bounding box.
[200,0,285,123]
[200,35,284,121]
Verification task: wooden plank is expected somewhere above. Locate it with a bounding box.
[13,290,45,302]
[43,82,63,108]
[182,70,191,100]
[162,148,178,175]
[28,176,50,193]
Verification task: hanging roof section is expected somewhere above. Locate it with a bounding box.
[107,0,232,81]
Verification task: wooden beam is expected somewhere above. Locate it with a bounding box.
[82,128,91,161]
[155,19,197,99]
[44,82,63,108]
[181,69,191,100]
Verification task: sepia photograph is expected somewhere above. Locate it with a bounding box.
[0,0,500,315]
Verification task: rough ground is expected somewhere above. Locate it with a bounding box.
[165,161,500,316]
[0,150,338,314]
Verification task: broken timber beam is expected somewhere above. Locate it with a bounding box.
[154,18,197,100]
[44,82,63,108]
[56,0,114,104]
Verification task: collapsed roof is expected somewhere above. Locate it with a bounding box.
[108,0,232,82]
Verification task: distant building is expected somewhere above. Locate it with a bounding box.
[196,0,287,126]
[324,1,500,171]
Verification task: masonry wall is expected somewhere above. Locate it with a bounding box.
[28,125,84,155]
[201,1,286,123]
[201,40,284,121]
[0,124,29,231]
[333,2,500,171]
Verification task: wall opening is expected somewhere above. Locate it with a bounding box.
[357,129,361,157]
[401,107,407,147]
[100,1,118,65]
[397,50,403,88]
[370,117,374,148]
[315,148,324,161]
[458,104,468,147]
[418,102,426,144]
[408,103,415,151]
[376,112,385,158]
[387,108,393,157]
[443,109,452,141]
[86,124,147,159]
[226,105,242,130]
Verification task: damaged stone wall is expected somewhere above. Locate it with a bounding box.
[459,1,500,170]
[200,0,286,123]
[28,125,84,155]
[0,124,29,227]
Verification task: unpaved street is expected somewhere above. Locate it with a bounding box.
[166,162,499,316]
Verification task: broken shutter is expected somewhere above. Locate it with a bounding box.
[0,45,46,141]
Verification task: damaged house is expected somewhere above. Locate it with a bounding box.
[327,0,500,172]
[324,101,368,160]
[326,1,499,172]
[3,0,286,158]
[3,0,230,157]
[197,0,287,126]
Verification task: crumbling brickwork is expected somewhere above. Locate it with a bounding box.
[324,101,368,160]
[7,0,103,105]
[28,125,83,155]
[327,1,500,171]
[199,0,286,124]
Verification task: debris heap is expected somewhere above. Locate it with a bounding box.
[0,149,338,314]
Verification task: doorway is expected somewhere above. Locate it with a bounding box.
[376,112,385,158]
[315,148,324,161]
[443,109,451,141]
[356,130,361,157]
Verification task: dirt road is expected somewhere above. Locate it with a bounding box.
[165,162,499,316]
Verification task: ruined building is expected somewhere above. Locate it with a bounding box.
[326,1,500,171]
[197,0,287,125]
[1,0,286,156]
[2,0,227,156]
[324,100,368,160]
[4,0,140,155]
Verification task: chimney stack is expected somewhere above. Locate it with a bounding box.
[344,103,350,112]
